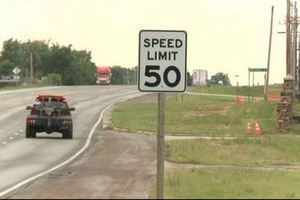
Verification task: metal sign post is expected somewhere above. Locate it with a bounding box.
[248,68,268,102]
[157,92,165,199]
[138,30,187,199]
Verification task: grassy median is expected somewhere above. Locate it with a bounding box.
[191,84,281,97]
[112,85,300,198]
[113,94,289,136]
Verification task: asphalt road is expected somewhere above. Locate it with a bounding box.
[0,85,156,199]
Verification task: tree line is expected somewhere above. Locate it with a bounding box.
[0,38,141,86]
[110,66,137,85]
[0,38,96,85]
[0,38,231,86]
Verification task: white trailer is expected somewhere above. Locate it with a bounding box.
[192,69,208,86]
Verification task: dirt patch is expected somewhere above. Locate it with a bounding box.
[165,161,300,171]
[184,105,230,118]
[103,105,114,130]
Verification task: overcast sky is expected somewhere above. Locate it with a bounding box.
[0,0,288,85]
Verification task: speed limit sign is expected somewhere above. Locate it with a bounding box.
[138,30,187,92]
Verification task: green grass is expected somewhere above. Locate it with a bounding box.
[113,94,290,136]
[166,136,300,165]
[161,168,300,199]
[0,82,49,91]
[0,77,62,91]
[112,85,300,198]
[293,103,300,116]
[113,102,157,132]
[191,84,281,97]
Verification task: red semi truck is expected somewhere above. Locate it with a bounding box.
[96,66,112,85]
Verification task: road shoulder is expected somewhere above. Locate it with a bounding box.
[9,111,157,199]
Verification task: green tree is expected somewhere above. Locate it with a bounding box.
[26,40,51,79]
[0,59,14,76]
[209,72,231,86]
[1,39,27,76]
[0,38,97,85]
[68,50,96,85]
[111,66,137,85]
[187,72,193,86]
[111,66,126,84]
[41,73,62,86]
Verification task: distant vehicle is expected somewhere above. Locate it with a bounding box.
[25,95,75,139]
[192,69,208,86]
[96,66,112,84]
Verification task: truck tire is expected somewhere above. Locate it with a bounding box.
[31,129,36,138]
[63,127,73,139]
[26,126,36,138]
[26,126,31,138]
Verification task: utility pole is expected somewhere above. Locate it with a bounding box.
[293,2,299,97]
[234,74,239,97]
[28,40,34,83]
[287,0,292,75]
[248,68,250,103]
[293,2,298,84]
[265,6,274,101]
[30,50,33,82]
[127,68,129,85]
[285,1,300,102]
[252,72,255,102]
[298,25,300,101]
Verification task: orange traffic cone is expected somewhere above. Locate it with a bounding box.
[247,122,252,135]
[255,122,262,136]
[236,96,243,105]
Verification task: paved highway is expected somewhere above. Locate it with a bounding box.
[0,85,154,198]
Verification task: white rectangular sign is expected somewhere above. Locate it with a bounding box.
[138,30,187,92]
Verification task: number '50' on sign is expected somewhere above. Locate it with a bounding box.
[138,30,187,92]
[144,65,180,88]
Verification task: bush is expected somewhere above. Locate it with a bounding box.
[41,73,62,86]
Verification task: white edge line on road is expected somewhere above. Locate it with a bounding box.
[0,93,144,198]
